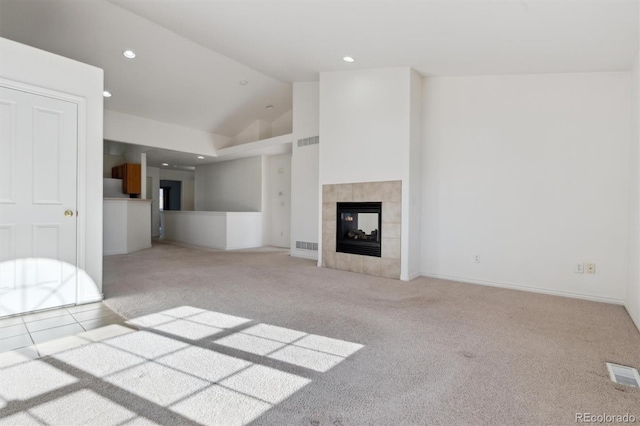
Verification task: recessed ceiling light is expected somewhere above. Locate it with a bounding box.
[343,56,355,63]
[162,163,168,166]
[123,50,136,59]
[197,156,205,159]
[266,105,274,110]
[239,80,248,86]
[103,91,112,98]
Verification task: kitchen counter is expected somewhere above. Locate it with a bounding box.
[103,198,152,255]
[161,210,263,250]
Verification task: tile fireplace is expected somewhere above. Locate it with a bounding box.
[322,180,401,279]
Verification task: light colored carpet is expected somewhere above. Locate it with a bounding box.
[1,240,638,425]
[102,241,640,425]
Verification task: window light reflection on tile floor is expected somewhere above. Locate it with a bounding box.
[0,306,364,425]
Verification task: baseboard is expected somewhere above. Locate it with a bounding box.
[162,238,225,251]
[401,272,422,282]
[290,249,318,260]
[104,244,152,256]
[161,238,268,252]
[77,294,104,305]
[104,250,128,256]
[421,272,624,305]
[226,244,267,250]
[624,304,640,334]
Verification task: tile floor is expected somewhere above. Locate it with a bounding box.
[0,302,135,358]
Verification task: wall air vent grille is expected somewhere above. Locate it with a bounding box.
[297,136,319,147]
[296,241,318,251]
[606,363,640,387]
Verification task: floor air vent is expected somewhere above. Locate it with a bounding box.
[606,363,640,387]
[296,241,318,251]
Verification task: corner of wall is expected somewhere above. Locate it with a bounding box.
[626,46,640,333]
[261,155,270,245]
[406,69,423,280]
[290,81,320,260]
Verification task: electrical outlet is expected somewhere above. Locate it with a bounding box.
[474,254,481,263]
[574,263,584,274]
[586,263,596,274]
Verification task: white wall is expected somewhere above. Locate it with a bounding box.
[231,119,272,146]
[195,157,263,211]
[147,166,160,237]
[271,110,293,138]
[122,144,145,166]
[264,153,291,247]
[226,112,292,148]
[103,178,127,198]
[191,154,289,247]
[626,31,640,330]
[182,180,195,212]
[103,153,125,178]
[407,70,423,280]
[290,82,320,259]
[159,169,195,182]
[0,37,103,302]
[319,68,410,185]
[140,152,147,199]
[103,200,127,255]
[104,110,230,153]
[421,72,631,303]
[319,68,420,279]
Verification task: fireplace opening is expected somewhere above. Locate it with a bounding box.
[336,202,382,257]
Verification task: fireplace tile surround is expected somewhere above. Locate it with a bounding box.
[322,180,402,279]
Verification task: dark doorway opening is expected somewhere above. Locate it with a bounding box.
[160,180,182,211]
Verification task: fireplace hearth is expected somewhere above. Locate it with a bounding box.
[336,202,382,257]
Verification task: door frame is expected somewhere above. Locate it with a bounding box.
[0,77,88,305]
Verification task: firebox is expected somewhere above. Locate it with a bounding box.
[336,202,382,257]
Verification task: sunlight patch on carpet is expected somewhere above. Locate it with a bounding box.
[215,321,365,372]
[0,361,77,409]
[0,306,364,425]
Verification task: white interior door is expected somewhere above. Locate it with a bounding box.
[0,86,78,317]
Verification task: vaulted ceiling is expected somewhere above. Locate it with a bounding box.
[113,0,639,81]
[0,0,292,137]
[1,0,637,138]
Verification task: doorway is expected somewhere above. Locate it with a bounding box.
[160,180,182,211]
[159,180,181,238]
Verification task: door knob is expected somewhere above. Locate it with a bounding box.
[64,210,74,217]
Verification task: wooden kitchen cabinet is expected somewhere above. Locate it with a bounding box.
[112,163,141,195]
